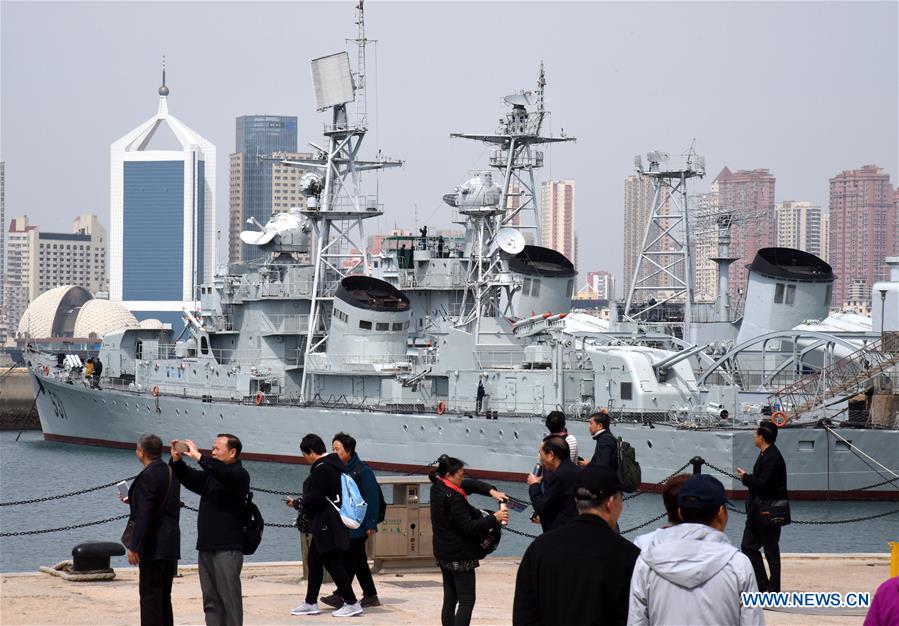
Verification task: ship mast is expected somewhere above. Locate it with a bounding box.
[450,64,574,340]
[294,3,401,400]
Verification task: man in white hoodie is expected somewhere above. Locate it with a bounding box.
[627,475,765,626]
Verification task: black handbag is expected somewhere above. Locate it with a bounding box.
[755,498,791,527]
[476,509,502,558]
[122,467,173,547]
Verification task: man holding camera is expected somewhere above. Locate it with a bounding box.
[171,434,250,626]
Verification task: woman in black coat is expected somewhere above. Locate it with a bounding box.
[429,455,509,626]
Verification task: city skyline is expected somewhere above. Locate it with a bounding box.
[1,1,896,281]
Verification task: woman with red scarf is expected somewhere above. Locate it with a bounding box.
[430,455,509,626]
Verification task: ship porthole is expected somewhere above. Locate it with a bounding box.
[514,431,519,439]
[403,424,408,431]
[499,429,504,437]
[465,427,470,435]
[647,440,653,448]
[219,413,224,420]
[420,425,425,431]
[175,409,180,415]
[438,426,443,434]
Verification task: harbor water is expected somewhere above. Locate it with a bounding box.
[1,430,897,573]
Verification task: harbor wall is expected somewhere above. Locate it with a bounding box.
[0,369,39,430]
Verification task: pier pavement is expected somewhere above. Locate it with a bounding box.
[0,554,890,625]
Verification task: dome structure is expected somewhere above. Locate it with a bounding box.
[16,285,139,339]
[17,285,92,338]
[73,299,140,338]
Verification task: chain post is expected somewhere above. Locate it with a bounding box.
[690,456,705,475]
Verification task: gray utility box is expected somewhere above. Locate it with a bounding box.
[370,475,435,572]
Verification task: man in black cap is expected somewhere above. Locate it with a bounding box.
[513,466,639,626]
[738,421,788,593]
[628,474,763,626]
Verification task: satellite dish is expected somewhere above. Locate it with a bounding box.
[495,228,526,256]
[240,229,277,246]
[503,93,535,108]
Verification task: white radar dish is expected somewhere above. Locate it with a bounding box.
[503,93,535,108]
[240,229,277,246]
[495,228,526,255]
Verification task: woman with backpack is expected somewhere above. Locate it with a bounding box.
[286,433,362,618]
[429,455,510,626]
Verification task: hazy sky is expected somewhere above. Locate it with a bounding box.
[2,1,897,292]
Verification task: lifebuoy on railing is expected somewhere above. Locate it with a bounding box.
[152,385,160,398]
[255,392,265,406]
[436,400,446,415]
[43,366,49,376]
[771,411,788,427]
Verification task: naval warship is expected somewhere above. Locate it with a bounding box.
[27,4,898,500]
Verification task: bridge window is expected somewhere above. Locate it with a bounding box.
[532,279,541,297]
[798,440,814,451]
[774,283,785,304]
[392,322,404,331]
[620,381,633,400]
[522,278,531,296]
[359,320,372,330]
[376,322,389,331]
[785,285,796,305]
[200,336,209,355]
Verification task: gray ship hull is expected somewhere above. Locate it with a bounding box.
[31,370,899,500]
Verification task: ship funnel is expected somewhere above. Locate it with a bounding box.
[736,248,835,345]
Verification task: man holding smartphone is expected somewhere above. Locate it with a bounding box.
[123,433,181,626]
[171,434,250,626]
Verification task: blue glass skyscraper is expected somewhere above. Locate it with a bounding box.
[231,116,297,263]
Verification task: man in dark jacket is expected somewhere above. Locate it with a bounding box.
[738,421,788,592]
[514,466,639,626]
[319,432,382,609]
[171,434,250,626]
[527,436,579,532]
[124,433,180,626]
[581,409,618,471]
[287,433,361,618]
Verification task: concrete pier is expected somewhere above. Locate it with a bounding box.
[0,554,890,625]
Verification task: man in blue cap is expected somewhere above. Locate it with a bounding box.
[627,474,764,626]
[514,466,640,625]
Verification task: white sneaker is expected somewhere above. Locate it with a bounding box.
[332,602,363,617]
[291,602,321,615]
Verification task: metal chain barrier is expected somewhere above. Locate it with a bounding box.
[623,462,692,501]
[0,476,138,507]
[620,511,668,535]
[0,513,131,537]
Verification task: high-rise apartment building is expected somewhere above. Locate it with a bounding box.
[713,167,776,303]
[109,74,216,328]
[3,214,108,339]
[775,201,825,259]
[819,214,830,263]
[688,190,721,303]
[584,270,615,300]
[0,162,5,341]
[540,179,576,269]
[229,115,298,264]
[828,165,897,307]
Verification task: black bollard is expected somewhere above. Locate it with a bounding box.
[690,456,705,475]
[72,542,125,573]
